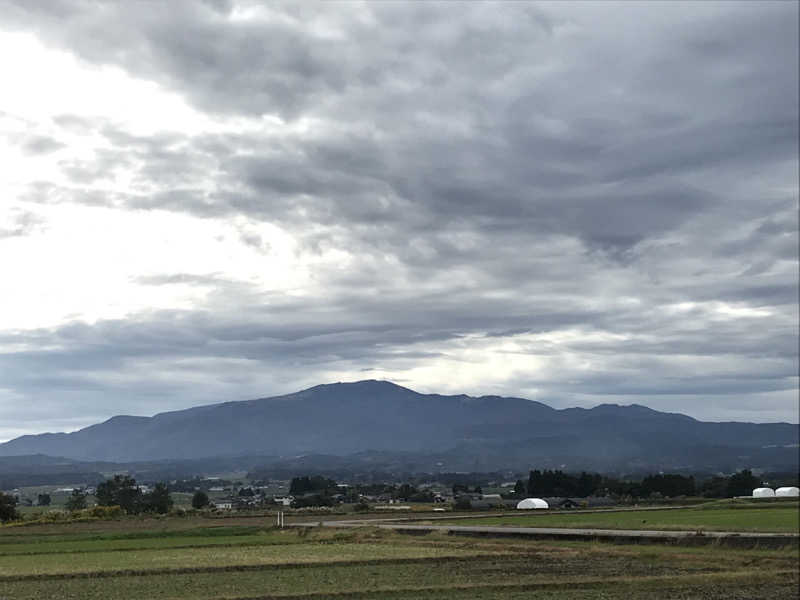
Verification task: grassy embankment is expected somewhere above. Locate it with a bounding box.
[434,503,800,533]
[0,513,797,599]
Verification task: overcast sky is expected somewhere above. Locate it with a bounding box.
[0,1,797,442]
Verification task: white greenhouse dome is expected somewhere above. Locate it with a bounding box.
[516,498,549,510]
[752,487,775,498]
[775,487,799,497]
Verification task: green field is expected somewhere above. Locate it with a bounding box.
[0,515,797,599]
[435,505,800,533]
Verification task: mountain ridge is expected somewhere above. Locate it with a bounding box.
[1,380,797,471]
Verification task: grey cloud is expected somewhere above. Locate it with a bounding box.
[133,273,236,287]
[52,113,97,132]
[0,1,797,432]
[0,210,45,239]
[19,134,65,155]
[7,2,794,253]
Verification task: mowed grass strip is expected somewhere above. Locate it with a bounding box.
[0,532,309,556]
[434,506,799,533]
[0,525,370,553]
[0,557,794,600]
[0,515,282,537]
[0,540,496,577]
[0,524,268,544]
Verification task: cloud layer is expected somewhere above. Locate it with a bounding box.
[0,1,797,440]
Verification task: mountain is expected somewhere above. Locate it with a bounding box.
[1,380,797,472]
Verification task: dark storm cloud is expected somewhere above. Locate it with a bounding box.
[0,1,797,434]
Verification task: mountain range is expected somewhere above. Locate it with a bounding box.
[1,380,797,473]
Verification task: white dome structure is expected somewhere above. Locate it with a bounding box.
[516,498,549,510]
[775,487,799,498]
[752,487,775,498]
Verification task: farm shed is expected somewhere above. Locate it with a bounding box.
[516,497,549,509]
[775,487,799,497]
[752,487,775,498]
[544,497,581,509]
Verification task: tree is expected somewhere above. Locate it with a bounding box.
[513,479,526,498]
[0,492,19,522]
[397,483,417,500]
[96,475,141,513]
[453,496,472,510]
[142,483,173,514]
[641,474,695,497]
[192,490,210,509]
[37,493,51,506]
[291,494,334,508]
[699,476,728,498]
[727,469,761,497]
[289,475,337,496]
[452,483,468,496]
[65,489,88,511]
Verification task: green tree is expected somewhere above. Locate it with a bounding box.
[289,475,337,496]
[699,476,729,498]
[397,483,417,500]
[37,493,51,506]
[192,490,210,509]
[0,492,19,522]
[96,475,141,513]
[513,479,526,498]
[142,483,173,514]
[65,489,88,511]
[453,496,472,510]
[727,469,761,497]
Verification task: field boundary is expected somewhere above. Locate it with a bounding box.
[0,538,300,557]
[0,553,508,583]
[290,520,800,548]
[198,569,800,600]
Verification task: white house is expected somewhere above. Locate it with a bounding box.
[775,486,799,497]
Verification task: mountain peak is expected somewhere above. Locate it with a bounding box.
[0,381,794,467]
[329,379,408,389]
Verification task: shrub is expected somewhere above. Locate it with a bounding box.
[192,491,210,509]
[89,505,124,519]
[454,497,472,511]
[0,492,19,523]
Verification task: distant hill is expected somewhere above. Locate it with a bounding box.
[1,380,797,472]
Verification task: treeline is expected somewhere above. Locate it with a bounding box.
[523,470,604,497]
[289,475,338,495]
[287,476,436,507]
[518,469,765,499]
[95,475,173,514]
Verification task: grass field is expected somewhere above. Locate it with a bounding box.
[0,515,797,599]
[434,505,800,533]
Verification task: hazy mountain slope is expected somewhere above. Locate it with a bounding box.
[1,381,797,469]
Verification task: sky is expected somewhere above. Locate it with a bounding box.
[0,1,797,442]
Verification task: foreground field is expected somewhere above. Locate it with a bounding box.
[435,505,799,533]
[0,516,797,599]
